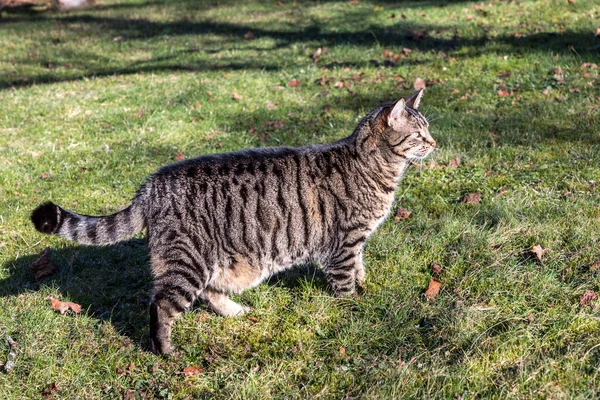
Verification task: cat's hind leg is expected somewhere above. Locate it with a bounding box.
[149,251,206,355]
[200,287,250,317]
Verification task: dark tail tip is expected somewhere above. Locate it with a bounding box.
[31,201,60,234]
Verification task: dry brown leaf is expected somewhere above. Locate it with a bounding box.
[580,290,597,306]
[311,47,323,62]
[265,101,277,110]
[497,72,512,78]
[231,92,241,101]
[460,192,481,204]
[413,77,426,90]
[465,14,474,19]
[596,28,600,36]
[431,263,443,275]
[394,208,412,222]
[402,47,412,55]
[424,278,441,301]
[243,31,255,40]
[49,297,82,314]
[30,247,57,280]
[287,79,299,87]
[195,313,211,322]
[448,156,461,168]
[542,88,550,95]
[590,260,600,271]
[569,87,580,93]
[41,172,50,179]
[41,382,58,400]
[497,89,510,97]
[333,81,345,89]
[339,347,348,359]
[581,62,598,69]
[531,245,548,262]
[451,89,460,95]
[174,153,185,161]
[248,316,259,323]
[183,365,204,377]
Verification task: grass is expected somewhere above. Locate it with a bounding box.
[1,0,599,398]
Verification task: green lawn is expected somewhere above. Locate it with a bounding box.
[1,0,599,398]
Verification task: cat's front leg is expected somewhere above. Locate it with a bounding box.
[325,248,364,297]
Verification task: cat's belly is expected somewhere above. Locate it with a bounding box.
[209,254,304,295]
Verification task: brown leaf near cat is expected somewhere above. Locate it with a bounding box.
[183,366,204,377]
[580,290,597,307]
[531,245,548,262]
[49,297,82,314]
[460,192,481,204]
[425,278,441,301]
[30,247,57,280]
[413,77,426,90]
[394,208,412,221]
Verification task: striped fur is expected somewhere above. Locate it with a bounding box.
[31,90,435,354]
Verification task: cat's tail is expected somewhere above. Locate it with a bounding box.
[30,195,146,246]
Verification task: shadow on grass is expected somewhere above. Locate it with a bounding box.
[0,0,597,90]
[0,237,330,350]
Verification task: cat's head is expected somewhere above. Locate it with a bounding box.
[382,89,436,159]
[358,90,436,160]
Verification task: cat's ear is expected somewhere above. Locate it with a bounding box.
[387,99,406,127]
[405,89,424,109]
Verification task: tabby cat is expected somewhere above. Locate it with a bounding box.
[31,89,435,354]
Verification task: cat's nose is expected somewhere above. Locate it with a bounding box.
[429,139,436,147]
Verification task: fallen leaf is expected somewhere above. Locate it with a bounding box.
[581,62,598,69]
[542,88,550,95]
[548,67,563,75]
[413,77,426,90]
[448,156,461,168]
[497,89,510,97]
[580,290,597,306]
[49,297,82,314]
[41,382,58,400]
[402,47,412,55]
[271,85,285,90]
[174,153,185,161]
[30,247,57,280]
[451,89,460,95]
[311,47,323,62]
[567,0,575,3]
[195,313,211,322]
[339,347,348,359]
[569,87,580,93]
[41,172,50,179]
[113,36,123,42]
[348,0,359,4]
[530,245,548,262]
[248,316,259,323]
[394,208,412,221]
[287,79,299,87]
[465,14,474,19]
[183,366,204,377]
[232,92,241,101]
[596,28,600,36]
[590,260,600,271]
[265,101,277,110]
[431,263,443,275]
[497,72,512,78]
[424,278,441,301]
[333,81,344,89]
[460,192,481,204]
[243,31,255,40]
